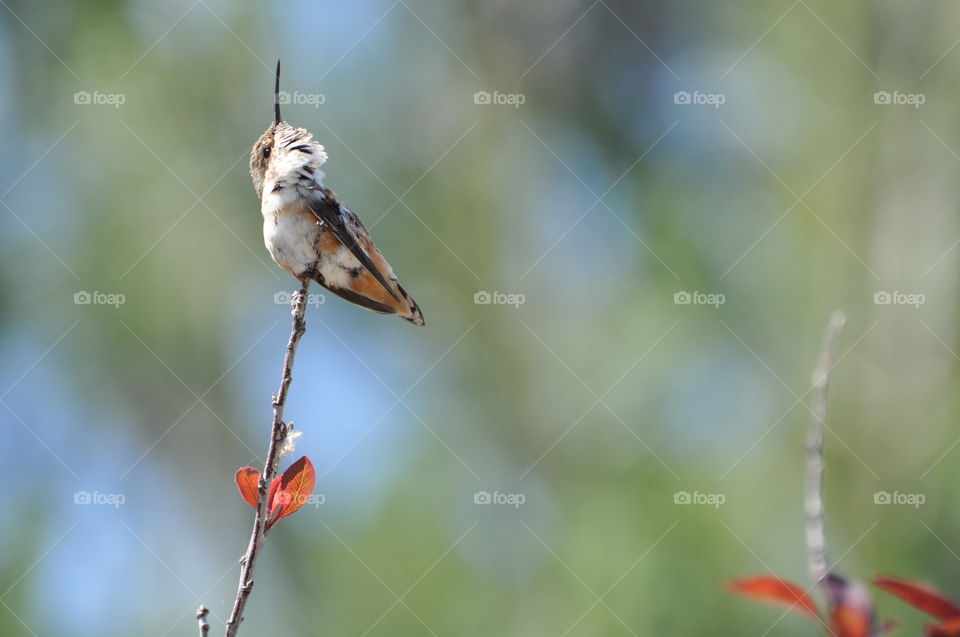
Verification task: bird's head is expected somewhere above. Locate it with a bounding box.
[250,60,327,199]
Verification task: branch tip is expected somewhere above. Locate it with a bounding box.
[805,310,846,585]
[196,606,209,637]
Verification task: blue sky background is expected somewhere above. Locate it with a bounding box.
[3,1,960,635]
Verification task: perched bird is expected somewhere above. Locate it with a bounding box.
[250,61,424,326]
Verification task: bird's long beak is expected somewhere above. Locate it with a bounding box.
[274,59,281,124]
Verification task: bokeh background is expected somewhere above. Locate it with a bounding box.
[1,1,959,635]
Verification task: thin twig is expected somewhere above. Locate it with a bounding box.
[805,310,846,585]
[224,280,311,637]
[196,606,210,637]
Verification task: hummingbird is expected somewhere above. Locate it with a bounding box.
[250,61,425,326]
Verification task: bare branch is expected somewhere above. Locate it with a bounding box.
[196,606,209,637]
[805,310,846,585]
[224,281,311,637]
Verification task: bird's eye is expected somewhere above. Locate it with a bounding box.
[263,147,271,158]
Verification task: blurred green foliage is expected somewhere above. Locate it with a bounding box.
[2,1,960,635]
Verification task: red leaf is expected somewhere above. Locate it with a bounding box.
[728,576,821,619]
[832,605,874,637]
[266,456,315,529]
[928,617,960,636]
[822,574,878,637]
[234,467,261,509]
[267,476,282,523]
[874,576,960,621]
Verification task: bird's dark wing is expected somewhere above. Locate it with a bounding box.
[302,186,400,302]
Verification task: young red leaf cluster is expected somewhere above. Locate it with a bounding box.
[729,573,896,637]
[874,576,960,636]
[234,456,316,529]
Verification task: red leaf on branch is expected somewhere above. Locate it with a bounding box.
[831,604,874,637]
[874,577,960,621]
[234,467,261,509]
[728,576,821,619]
[928,617,960,636]
[266,456,315,529]
[822,573,879,637]
[267,476,282,522]
[823,573,905,637]
[267,476,280,519]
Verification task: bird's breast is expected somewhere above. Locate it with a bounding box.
[262,204,321,278]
